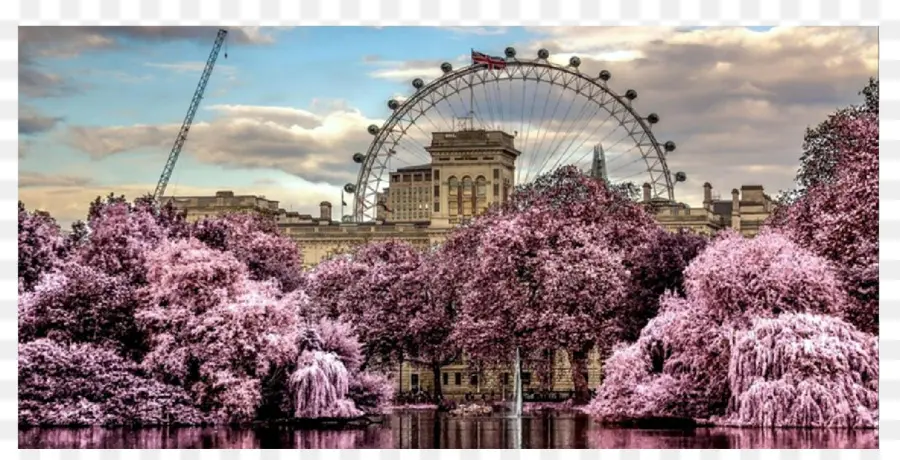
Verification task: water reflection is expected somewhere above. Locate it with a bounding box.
[19,411,878,449]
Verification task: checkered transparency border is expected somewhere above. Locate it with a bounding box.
[0,0,893,457]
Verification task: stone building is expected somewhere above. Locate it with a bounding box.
[163,128,775,400]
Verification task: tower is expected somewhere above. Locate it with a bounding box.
[589,144,608,183]
[426,130,521,227]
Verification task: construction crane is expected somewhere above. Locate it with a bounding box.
[152,28,228,201]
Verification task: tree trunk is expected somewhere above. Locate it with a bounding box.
[569,347,591,405]
[432,362,443,404]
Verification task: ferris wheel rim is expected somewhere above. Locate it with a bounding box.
[351,55,676,222]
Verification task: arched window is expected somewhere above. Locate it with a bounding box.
[461,176,473,217]
[476,176,487,214]
[448,177,458,217]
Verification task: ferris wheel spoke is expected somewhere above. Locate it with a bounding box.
[520,68,549,183]
[544,78,598,169]
[549,102,608,172]
[555,109,619,171]
[552,89,614,167]
[523,74,558,183]
[531,76,581,179]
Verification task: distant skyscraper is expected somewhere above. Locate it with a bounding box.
[589,144,608,183]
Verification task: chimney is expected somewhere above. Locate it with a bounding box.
[703,182,712,204]
[731,189,741,231]
[642,183,651,203]
[319,201,332,221]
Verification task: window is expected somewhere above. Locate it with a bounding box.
[411,374,419,390]
[448,177,459,217]
[476,176,487,214]
[434,202,440,213]
[470,374,478,386]
[521,372,532,386]
[443,373,449,386]
[454,372,461,385]
[493,169,499,179]
[501,373,510,385]
[434,185,440,197]
[493,184,499,196]
[433,170,440,181]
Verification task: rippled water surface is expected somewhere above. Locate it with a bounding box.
[19,411,878,449]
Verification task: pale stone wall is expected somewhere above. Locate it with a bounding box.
[395,349,604,400]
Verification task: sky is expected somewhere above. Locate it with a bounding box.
[19,26,878,227]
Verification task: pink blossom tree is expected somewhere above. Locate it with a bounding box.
[18,202,66,292]
[455,167,658,404]
[455,209,629,404]
[289,319,393,418]
[768,110,879,334]
[618,228,708,343]
[137,238,300,422]
[327,241,424,368]
[19,339,208,426]
[18,261,145,358]
[588,229,861,425]
[720,313,878,428]
[192,212,304,292]
[77,200,166,285]
[584,295,732,422]
[683,229,848,327]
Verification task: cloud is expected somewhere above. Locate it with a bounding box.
[366,55,470,82]
[19,171,94,188]
[19,26,282,100]
[19,27,277,58]
[62,102,384,186]
[444,27,509,36]
[19,106,63,135]
[19,64,80,98]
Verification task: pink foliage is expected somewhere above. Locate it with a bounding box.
[720,313,878,428]
[585,295,732,422]
[293,319,393,415]
[137,238,300,422]
[78,201,165,284]
[304,255,364,319]
[619,228,708,342]
[454,169,646,402]
[192,212,304,292]
[347,371,395,414]
[18,202,65,292]
[289,350,362,419]
[683,230,847,326]
[337,241,426,364]
[300,318,364,372]
[18,261,143,356]
[19,339,208,426]
[768,111,879,334]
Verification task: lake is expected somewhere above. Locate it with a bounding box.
[19,410,879,449]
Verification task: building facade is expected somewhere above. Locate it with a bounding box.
[163,128,775,400]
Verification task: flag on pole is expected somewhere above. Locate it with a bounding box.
[341,190,347,207]
[471,49,507,70]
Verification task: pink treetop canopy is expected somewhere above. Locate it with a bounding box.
[683,230,847,326]
[18,202,66,292]
[192,212,304,292]
[137,238,300,422]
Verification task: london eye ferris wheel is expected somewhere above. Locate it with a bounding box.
[345,47,686,223]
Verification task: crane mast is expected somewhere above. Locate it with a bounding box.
[153,28,228,201]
